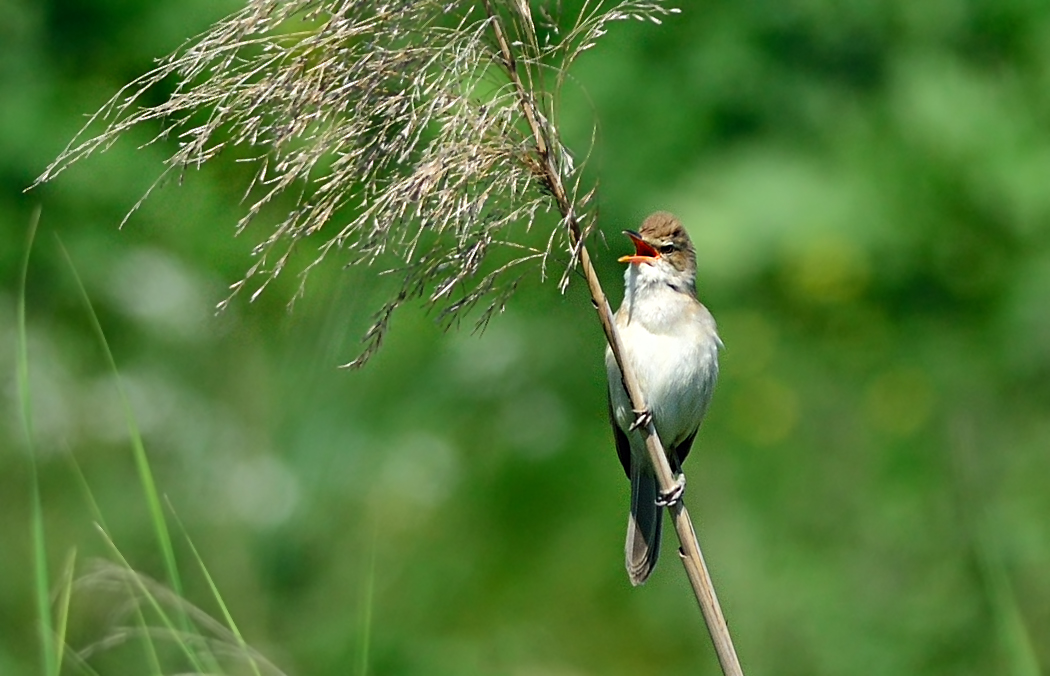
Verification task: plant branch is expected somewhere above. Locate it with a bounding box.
[484,5,744,675]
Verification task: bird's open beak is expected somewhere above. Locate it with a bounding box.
[618,230,660,265]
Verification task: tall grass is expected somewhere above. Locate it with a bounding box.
[18,218,288,676]
[20,210,59,676]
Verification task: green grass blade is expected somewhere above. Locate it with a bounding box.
[975,523,1040,676]
[57,646,104,676]
[55,238,225,674]
[358,521,379,676]
[94,525,207,674]
[29,476,56,676]
[55,238,184,600]
[18,208,58,676]
[54,548,77,673]
[170,504,263,676]
[66,451,108,533]
[68,455,167,676]
[129,578,165,676]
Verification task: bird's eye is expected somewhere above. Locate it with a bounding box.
[659,244,675,254]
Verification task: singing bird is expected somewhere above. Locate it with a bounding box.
[605,212,722,585]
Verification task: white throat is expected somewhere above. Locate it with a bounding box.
[622,261,696,329]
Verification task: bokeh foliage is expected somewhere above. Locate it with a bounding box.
[3,1,1050,675]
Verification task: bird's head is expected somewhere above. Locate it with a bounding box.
[619,212,697,290]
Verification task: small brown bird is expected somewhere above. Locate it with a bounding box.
[605,212,722,585]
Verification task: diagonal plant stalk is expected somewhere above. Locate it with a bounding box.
[482,5,744,675]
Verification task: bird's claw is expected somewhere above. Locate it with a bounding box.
[656,474,686,507]
[629,408,652,432]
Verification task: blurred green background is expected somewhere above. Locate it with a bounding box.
[4,1,1050,674]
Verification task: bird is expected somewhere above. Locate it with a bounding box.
[605,211,722,586]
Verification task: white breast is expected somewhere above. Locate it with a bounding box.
[605,266,721,452]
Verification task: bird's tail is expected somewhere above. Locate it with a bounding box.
[626,464,663,585]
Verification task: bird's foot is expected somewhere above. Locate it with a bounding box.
[628,408,652,432]
[656,474,686,507]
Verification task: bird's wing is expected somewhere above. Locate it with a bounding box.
[607,392,633,479]
[672,427,699,472]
